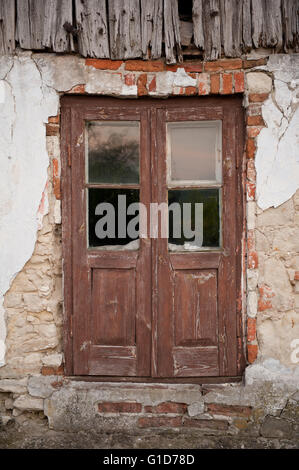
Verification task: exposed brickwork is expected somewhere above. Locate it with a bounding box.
[46,123,59,136]
[144,402,187,414]
[234,71,245,92]
[138,416,182,428]
[207,403,252,417]
[184,418,229,430]
[248,251,258,269]
[125,60,165,72]
[247,318,257,342]
[249,93,270,102]
[246,138,256,159]
[258,284,275,311]
[222,73,233,94]
[210,73,220,94]
[98,402,142,413]
[247,344,258,363]
[204,58,242,72]
[137,73,148,96]
[85,59,122,70]
[247,115,265,126]
[41,365,64,376]
[242,58,268,69]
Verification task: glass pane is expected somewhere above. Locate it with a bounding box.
[168,189,220,250]
[167,121,221,183]
[87,121,140,184]
[88,188,139,249]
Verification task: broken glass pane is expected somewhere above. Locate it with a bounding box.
[87,121,140,184]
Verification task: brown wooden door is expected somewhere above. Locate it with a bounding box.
[61,96,244,379]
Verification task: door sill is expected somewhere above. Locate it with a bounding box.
[66,375,242,385]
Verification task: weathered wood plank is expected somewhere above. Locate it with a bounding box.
[282,0,298,51]
[203,0,222,60]
[220,0,243,57]
[262,0,282,49]
[43,0,74,53]
[164,0,181,64]
[141,0,163,59]
[108,0,142,59]
[242,0,252,51]
[251,0,264,48]
[75,0,109,58]
[0,0,15,54]
[193,0,205,50]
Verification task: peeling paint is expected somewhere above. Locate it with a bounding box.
[255,55,299,210]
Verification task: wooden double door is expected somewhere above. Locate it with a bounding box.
[61,96,244,380]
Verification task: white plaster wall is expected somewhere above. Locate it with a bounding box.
[255,55,299,210]
[0,53,59,365]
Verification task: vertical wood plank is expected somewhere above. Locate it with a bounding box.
[108,0,142,59]
[242,0,252,51]
[282,0,298,51]
[220,0,243,57]
[0,0,15,54]
[262,0,282,49]
[141,0,163,59]
[203,0,222,60]
[43,0,74,53]
[16,0,45,50]
[75,0,109,58]
[193,0,205,50]
[164,0,181,64]
[251,0,264,48]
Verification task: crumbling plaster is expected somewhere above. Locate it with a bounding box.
[0,51,298,379]
[255,55,299,210]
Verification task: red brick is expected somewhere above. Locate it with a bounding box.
[247,344,258,364]
[46,123,59,136]
[204,58,242,72]
[137,74,148,96]
[247,160,256,182]
[48,115,60,124]
[124,73,136,86]
[52,158,59,178]
[85,59,122,70]
[247,229,255,251]
[51,380,63,389]
[246,138,256,159]
[258,284,275,311]
[247,115,265,126]
[184,418,228,430]
[247,126,262,138]
[145,402,187,414]
[222,73,233,94]
[207,403,252,417]
[210,73,220,94]
[53,176,61,200]
[247,318,256,342]
[138,416,182,428]
[41,365,63,376]
[243,58,267,69]
[98,402,142,413]
[67,84,86,94]
[247,182,256,200]
[294,271,299,281]
[234,71,245,93]
[198,81,209,95]
[125,60,165,72]
[248,251,258,269]
[148,76,156,92]
[249,93,270,103]
[185,86,197,96]
[184,62,203,73]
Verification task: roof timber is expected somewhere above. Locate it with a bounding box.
[0,0,298,62]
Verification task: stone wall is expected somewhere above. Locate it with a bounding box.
[0,51,298,448]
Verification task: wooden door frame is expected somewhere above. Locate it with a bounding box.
[61,95,246,383]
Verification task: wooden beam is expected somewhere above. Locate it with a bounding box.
[75,0,109,58]
[141,0,163,59]
[108,0,142,60]
[0,0,15,54]
[164,0,181,64]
